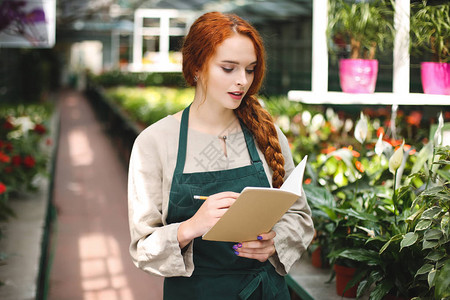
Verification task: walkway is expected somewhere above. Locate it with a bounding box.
[48,89,163,300]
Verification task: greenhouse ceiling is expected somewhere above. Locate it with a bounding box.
[57,0,313,29]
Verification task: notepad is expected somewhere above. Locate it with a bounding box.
[202,156,307,242]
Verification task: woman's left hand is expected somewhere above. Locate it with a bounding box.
[233,231,276,262]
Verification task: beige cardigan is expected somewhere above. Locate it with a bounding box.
[128,115,314,277]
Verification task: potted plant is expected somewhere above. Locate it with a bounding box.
[329,114,450,299]
[410,1,450,95]
[327,0,395,93]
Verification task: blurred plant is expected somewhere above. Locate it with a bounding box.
[0,104,52,196]
[410,1,450,63]
[89,70,186,88]
[327,0,395,60]
[104,86,194,126]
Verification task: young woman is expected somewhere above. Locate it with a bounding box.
[128,11,314,299]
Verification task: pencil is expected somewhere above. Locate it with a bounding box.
[193,195,208,200]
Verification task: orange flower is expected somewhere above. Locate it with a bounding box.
[322,146,336,154]
[406,111,422,127]
[355,161,365,173]
[403,144,416,155]
[377,127,385,138]
[304,178,312,185]
[342,146,360,157]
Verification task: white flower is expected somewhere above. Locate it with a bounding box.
[375,133,384,157]
[276,115,290,133]
[344,119,353,133]
[311,113,325,132]
[12,116,35,134]
[434,112,444,146]
[302,111,311,127]
[389,140,404,174]
[326,108,335,120]
[354,112,368,144]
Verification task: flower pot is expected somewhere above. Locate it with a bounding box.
[421,62,450,95]
[334,264,358,298]
[311,246,322,268]
[339,59,378,93]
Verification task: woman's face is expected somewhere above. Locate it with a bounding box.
[198,33,257,111]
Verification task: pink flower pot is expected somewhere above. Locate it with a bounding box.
[339,59,378,93]
[421,62,450,95]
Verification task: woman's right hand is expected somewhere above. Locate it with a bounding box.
[177,191,239,249]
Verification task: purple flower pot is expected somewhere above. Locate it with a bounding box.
[339,59,378,93]
[421,62,450,95]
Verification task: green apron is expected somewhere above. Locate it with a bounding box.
[163,106,290,300]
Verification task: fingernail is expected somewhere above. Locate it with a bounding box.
[257,236,263,240]
[234,251,239,255]
[237,243,242,248]
[232,244,238,250]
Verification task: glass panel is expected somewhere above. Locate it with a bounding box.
[142,36,160,64]
[143,17,160,27]
[169,17,187,29]
[169,36,184,52]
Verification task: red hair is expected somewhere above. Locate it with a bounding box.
[182,12,285,187]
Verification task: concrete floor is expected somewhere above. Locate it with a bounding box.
[48,89,163,300]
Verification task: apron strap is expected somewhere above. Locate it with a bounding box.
[173,104,191,176]
[239,120,263,165]
[174,105,263,176]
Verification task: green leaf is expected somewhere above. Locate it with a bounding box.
[416,263,434,277]
[400,232,418,250]
[421,186,444,197]
[425,250,445,262]
[428,268,436,289]
[423,240,439,249]
[416,219,433,231]
[424,229,443,241]
[369,279,394,300]
[338,249,380,266]
[411,142,433,174]
[407,205,426,224]
[380,234,403,254]
[435,260,450,299]
[422,206,442,219]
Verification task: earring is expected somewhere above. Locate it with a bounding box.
[194,75,198,82]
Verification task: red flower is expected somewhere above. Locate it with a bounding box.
[0,151,10,163]
[0,182,6,195]
[34,123,46,134]
[304,178,312,185]
[23,155,35,168]
[12,155,21,166]
[3,119,14,130]
[4,142,13,152]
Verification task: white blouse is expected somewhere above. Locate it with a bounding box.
[128,115,314,277]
